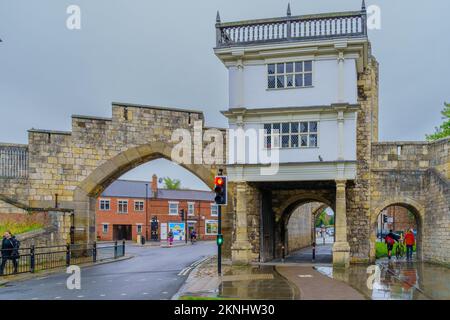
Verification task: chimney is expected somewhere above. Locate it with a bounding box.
[151,174,158,197]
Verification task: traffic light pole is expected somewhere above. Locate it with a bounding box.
[217,204,222,276]
[185,209,188,244]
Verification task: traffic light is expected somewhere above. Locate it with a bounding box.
[179,209,185,221]
[216,234,223,246]
[214,176,227,205]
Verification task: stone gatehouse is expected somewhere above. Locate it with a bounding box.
[0,4,449,266]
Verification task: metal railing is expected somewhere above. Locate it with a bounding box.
[0,145,29,178]
[216,10,367,48]
[0,241,125,276]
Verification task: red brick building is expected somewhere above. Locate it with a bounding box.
[96,175,218,242]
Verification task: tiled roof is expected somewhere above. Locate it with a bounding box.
[101,179,214,201]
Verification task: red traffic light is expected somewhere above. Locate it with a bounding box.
[215,177,224,186]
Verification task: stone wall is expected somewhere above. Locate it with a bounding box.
[371,138,450,264]
[0,104,224,249]
[423,168,450,264]
[287,202,322,253]
[346,56,379,263]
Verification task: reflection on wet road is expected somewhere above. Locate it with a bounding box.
[316,260,450,300]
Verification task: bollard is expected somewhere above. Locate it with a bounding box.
[93,242,97,263]
[312,242,316,261]
[114,241,118,259]
[66,244,71,266]
[281,245,285,263]
[122,240,126,256]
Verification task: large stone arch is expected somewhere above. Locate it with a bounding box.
[72,141,218,243]
[369,196,425,262]
[277,193,335,222]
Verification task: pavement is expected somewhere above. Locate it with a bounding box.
[0,241,215,300]
[276,265,365,300]
[279,243,333,264]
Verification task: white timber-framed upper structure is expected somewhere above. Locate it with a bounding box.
[215,2,371,184]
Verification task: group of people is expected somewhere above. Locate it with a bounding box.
[0,231,20,275]
[166,229,197,246]
[385,228,416,261]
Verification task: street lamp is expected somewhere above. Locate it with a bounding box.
[145,183,149,242]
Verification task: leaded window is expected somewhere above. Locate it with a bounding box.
[264,121,318,148]
[267,61,313,89]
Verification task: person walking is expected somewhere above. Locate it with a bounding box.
[168,229,174,246]
[404,228,416,261]
[384,229,399,260]
[190,230,197,244]
[0,231,20,275]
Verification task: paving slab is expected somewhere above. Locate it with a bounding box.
[276,265,366,300]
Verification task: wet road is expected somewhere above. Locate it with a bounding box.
[316,259,450,300]
[0,241,215,300]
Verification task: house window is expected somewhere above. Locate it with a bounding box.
[99,199,110,211]
[136,224,143,234]
[188,202,195,216]
[134,200,144,212]
[264,121,318,148]
[267,61,313,89]
[118,200,128,214]
[168,202,179,215]
[102,224,109,234]
[205,220,218,235]
[211,204,218,217]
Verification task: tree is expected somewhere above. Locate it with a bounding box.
[163,177,181,190]
[426,102,450,141]
[315,210,328,227]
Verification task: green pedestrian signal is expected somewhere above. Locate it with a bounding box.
[216,234,223,246]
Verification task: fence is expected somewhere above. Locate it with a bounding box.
[216,11,367,48]
[0,241,125,276]
[0,145,29,178]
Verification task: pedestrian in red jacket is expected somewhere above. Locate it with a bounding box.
[404,229,415,261]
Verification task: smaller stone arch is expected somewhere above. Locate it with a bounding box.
[369,196,425,262]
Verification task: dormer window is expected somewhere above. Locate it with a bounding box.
[267,61,313,89]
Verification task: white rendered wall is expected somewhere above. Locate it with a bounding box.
[229,58,358,108]
[228,112,357,164]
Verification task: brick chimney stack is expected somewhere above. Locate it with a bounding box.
[151,174,158,197]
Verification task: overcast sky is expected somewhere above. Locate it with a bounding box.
[1,0,449,190]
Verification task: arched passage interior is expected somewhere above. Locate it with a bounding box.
[372,202,422,261]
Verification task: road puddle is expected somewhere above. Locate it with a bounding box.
[219,265,297,300]
[316,260,450,300]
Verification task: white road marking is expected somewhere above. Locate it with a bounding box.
[142,292,149,295]
[178,267,189,276]
[100,294,106,297]
[54,297,61,299]
[298,274,313,278]
[162,291,168,294]
[121,293,127,296]
[31,298,39,300]
[77,295,84,298]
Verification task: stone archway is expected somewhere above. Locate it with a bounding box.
[370,197,425,262]
[72,142,218,244]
